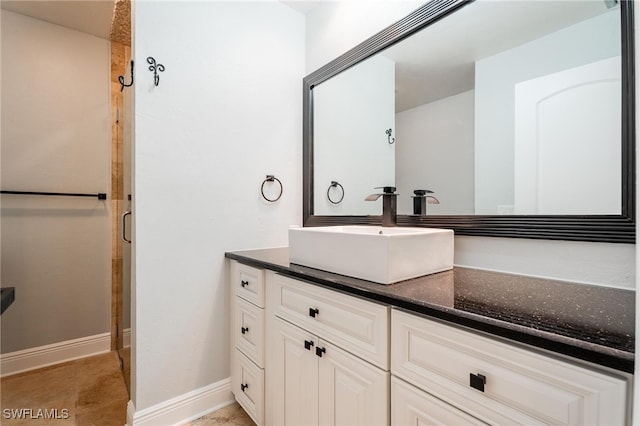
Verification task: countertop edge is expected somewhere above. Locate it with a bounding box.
[225,251,634,374]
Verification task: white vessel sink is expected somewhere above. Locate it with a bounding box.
[289,225,454,284]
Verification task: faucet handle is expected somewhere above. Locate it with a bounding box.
[374,186,397,194]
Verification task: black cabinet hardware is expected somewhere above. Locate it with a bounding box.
[304,340,314,350]
[241,327,249,334]
[470,373,487,392]
[316,346,326,357]
[309,307,319,318]
[241,280,249,287]
[241,383,249,392]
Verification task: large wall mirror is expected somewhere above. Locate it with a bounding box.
[303,0,635,243]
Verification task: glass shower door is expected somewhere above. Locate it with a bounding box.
[116,50,133,396]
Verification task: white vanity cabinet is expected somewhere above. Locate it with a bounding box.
[265,273,390,426]
[391,309,630,425]
[230,261,266,425]
[229,258,630,426]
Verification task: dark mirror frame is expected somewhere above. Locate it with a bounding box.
[303,0,635,243]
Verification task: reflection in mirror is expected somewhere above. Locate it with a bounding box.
[313,0,622,217]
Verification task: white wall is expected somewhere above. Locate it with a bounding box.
[304,0,634,289]
[314,55,395,215]
[132,0,303,413]
[395,90,474,215]
[0,11,111,353]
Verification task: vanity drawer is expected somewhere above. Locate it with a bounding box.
[391,309,628,425]
[234,349,264,426]
[234,296,265,367]
[232,262,265,308]
[268,274,389,369]
[392,376,487,426]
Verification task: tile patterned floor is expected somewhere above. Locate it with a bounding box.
[0,350,254,426]
[0,351,129,425]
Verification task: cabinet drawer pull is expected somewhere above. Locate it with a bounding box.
[316,346,326,358]
[241,280,249,288]
[241,383,249,392]
[470,373,487,392]
[304,340,314,350]
[309,307,319,318]
[241,326,249,335]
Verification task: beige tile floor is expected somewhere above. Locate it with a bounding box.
[0,350,254,426]
[0,351,129,425]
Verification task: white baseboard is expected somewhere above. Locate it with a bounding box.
[0,332,111,377]
[127,378,233,426]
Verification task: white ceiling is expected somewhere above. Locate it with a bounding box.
[1,0,115,39]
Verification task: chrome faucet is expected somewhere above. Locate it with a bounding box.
[365,186,398,227]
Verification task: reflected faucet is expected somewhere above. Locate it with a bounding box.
[412,189,440,215]
[365,186,398,226]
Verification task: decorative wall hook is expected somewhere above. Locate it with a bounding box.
[327,181,345,204]
[118,60,134,92]
[385,128,395,144]
[261,175,283,202]
[147,57,165,86]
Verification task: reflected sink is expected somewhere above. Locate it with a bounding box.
[289,226,454,284]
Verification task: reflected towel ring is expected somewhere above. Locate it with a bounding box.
[261,175,283,202]
[327,181,344,204]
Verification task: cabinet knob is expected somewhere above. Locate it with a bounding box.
[241,326,249,335]
[470,373,487,392]
[316,346,326,358]
[241,383,249,392]
[309,307,319,318]
[241,280,249,288]
[304,340,314,350]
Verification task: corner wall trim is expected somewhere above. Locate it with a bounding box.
[0,332,111,377]
[127,378,233,426]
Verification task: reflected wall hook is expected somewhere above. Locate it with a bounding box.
[118,60,134,92]
[147,57,165,86]
[327,181,344,204]
[385,128,395,144]
[261,175,283,202]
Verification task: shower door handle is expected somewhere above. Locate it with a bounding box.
[121,211,132,244]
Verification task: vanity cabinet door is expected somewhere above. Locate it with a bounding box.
[391,376,487,426]
[267,317,319,426]
[318,338,389,426]
[267,316,389,426]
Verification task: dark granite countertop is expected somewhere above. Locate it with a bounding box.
[226,247,635,373]
[1,287,15,315]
